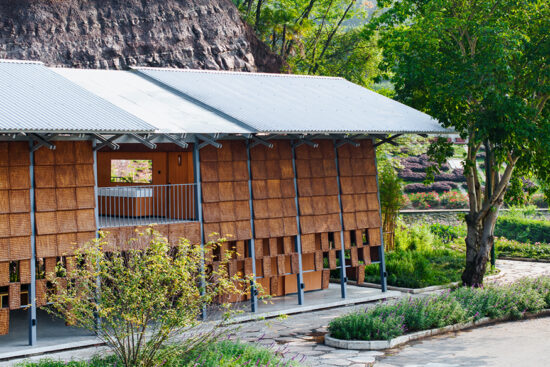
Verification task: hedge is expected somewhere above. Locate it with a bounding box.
[495,216,550,244]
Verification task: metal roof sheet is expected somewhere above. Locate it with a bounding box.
[134,68,450,134]
[53,68,253,134]
[0,60,155,134]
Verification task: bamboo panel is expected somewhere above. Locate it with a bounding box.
[200,162,219,182]
[294,144,309,160]
[54,141,75,165]
[200,144,217,162]
[339,177,353,194]
[343,231,352,249]
[299,215,315,234]
[35,211,57,235]
[235,241,246,260]
[0,238,6,261]
[202,203,220,223]
[268,218,284,238]
[201,182,220,203]
[262,257,271,277]
[301,234,316,253]
[295,159,311,178]
[298,197,313,216]
[255,218,271,238]
[75,187,95,209]
[365,176,378,193]
[279,160,294,179]
[297,178,312,197]
[34,166,55,188]
[365,158,376,175]
[9,283,20,309]
[203,223,220,240]
[328,250,337,269]
[321,232,330,251]
[10,166,30,189]
[322,159,337,177]
[281,198,296,217]
[9,236,31,260]
[0,168,7,190]
[10,214,31,237]
[35,145,55,165]
[232,161,248,181]
[251,161,267,180]
[356,229,365,247]
[356,211,369,229]
[314,214,330,233]
[217,161,234,181]
[36,279,48,307]
[310,178,326,196]
[55,165,76,188]
[231,141,247,161]
[9,190,29,213]
[251,180,268,200]
[220,221,237,240]
[35,188,57,212]
[234,201,250,221]
[57,233,77,256]
[265,160,281,180]
[0,215,8,238]
[302,253,315,271]
[76,232,95,247]
[0,308,8,335]
[271,276,284,297]
[312,197,327,215]
[350,247,358,267]
[317,140,333,159]
[351,159,368,176]
[283,217,298,236]
[74,141,93,164]
[266,180,282,198]
[57,211,77,233]
[283,236,294,254]
[0,191,8,214]
[314,251,323,271]
[0,262,8,286]
[366,193,380,211]
[265,142,280,161]
[333,231,342,250]
[75,165,94,187]
[235,220,252,240]
[291,253,300,273]
[254,239,264,259]
[343,213,357,230]
[309,144,323,159]
[250,144,267,161]
[277,255,286,275]
[324,177,339,196]
[19,260,31,283]
[228,260,237,277]
[185,223,201,244]
[0,143,7,166]
[267,199,283,217]
[216,144,232,162]
[338,158,352,177]
[45,257,57,275]
[322,269,331,289]
[244,257,253,276]
[253,199,268,219]
[368,228,381,246]
[362,246,371,265]
[355,194,368,212]
[352,176,366,194]
[232,181,249,201]
[367,211,381,227]
[280,179,295,198]
[357,266,365,285]
[309,159,324,178]
[9,142,29,166]
[219,201,235,222]
[76,208,97,234]
[278,141,293,160]
[56,188,77,210]
[325,196,339,214]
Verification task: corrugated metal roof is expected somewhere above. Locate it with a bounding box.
[134,67,450,134]
[53,68,253,134]
[0,60,155,133]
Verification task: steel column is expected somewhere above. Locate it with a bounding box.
[290,141,305,305]
[245,141,258,312]
[332,139,347,299]
[193,138,207,319]
[372,138,387,292]
[92,140,102,329]
[28,139,37,345]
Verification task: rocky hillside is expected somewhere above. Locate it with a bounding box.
[0,0,282,72]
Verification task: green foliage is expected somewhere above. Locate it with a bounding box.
[429,223,466,244]
[46,228,251,367]
[394,223,434,252]
[495,216,550,244]
[505,174,538,207]
[329,277,550,341]
[378,161,404,250]
[496,238,550,260]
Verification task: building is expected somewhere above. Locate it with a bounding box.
[0,59,449,345]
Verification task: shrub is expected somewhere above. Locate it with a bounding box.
[429,223,466,243]
[399,169,426,182]
[531,193,549,208]
[495,216,550,244]
[439,190,468,208]
[46,228,252,367]
[379,162,405,251]
[496,237,550,260]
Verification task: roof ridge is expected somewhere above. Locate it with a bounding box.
[0,59,44,65]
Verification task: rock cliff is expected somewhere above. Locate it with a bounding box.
[0,0,282,72]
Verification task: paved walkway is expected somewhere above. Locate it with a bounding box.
[4,259,550,367]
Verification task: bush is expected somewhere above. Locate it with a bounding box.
[329,278,550,341]
[495,216,550,244]
[439,190,468,208]
[429,223,466,243]
[496,237,550,260]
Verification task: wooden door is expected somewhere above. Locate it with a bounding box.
[167,152,194,220]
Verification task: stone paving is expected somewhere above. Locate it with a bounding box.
[3,259,550,367]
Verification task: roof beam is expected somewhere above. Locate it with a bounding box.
[92,134,120,151]
[250,135,274,149]
[30,133,56,152]
[374,134,402,147]
[196,134,222,149]
[160,134,189,149]
[129,133,157,149]
[294,136,319,148]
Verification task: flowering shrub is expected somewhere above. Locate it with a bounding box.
[496,237,550,260]
[329,277,550,341]
[440,190,468,208]
[405,190,468,208]
[407,191,440,208]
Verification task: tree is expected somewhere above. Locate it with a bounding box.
[47,228,251,367]
[375,0,550,285]
[378,158,404,251]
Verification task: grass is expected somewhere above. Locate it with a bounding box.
[328,277,550,341]
[18,340,302,367]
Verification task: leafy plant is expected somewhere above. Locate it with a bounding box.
[495,216,550,244]
[379,161,405,250]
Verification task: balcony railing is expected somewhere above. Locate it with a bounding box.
[97,183,197,228]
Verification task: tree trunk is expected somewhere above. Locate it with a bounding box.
[461,207,499,286]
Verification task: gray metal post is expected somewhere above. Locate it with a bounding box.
[290,141,305,305]
[193,138,207,319]
[92,140,102,329]
[28,139,37,345]
[245,141,258,312]
[372,138,387,292]
[333,139,347,299]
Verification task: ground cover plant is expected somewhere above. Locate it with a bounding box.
[495,238,550,261]
[495,215,550,244]
[328,277,550,341]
